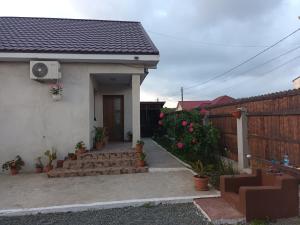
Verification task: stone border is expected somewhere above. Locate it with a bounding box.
[0,195,220,217]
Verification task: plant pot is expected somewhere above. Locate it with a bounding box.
[35,167,43,173]
[135,144,143,153]
[95,141,104,150]
[44,165,53,173]
[56,160,64,168]
[137,160,145,167]
[10,167,18,175]
[76,148,86,155]
[231,110,241,119]
[52,94,62,101]
[68,154,77,160]
[194,175,209,191]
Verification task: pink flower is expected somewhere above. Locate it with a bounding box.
[177,142,184,149]
[181,120,188,127]
[188,127,194,133]
[189,123,193,127]
[159,112,164,119]
[158,120,163,126]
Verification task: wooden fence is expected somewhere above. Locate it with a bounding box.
[208,89,300,167]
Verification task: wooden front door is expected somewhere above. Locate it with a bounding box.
[103,95,124,141]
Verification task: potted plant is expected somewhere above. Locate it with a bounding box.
[49,83,63,101]
[135,140,144,153]
[137,152,146,167]
[68,153,77,160]
[94,127,106,150]
[127,131,133,142]
[75,141,86,155]
[35,157,44,173]
[2,155,25,175]
[192,160,209,191]
[44,148,57,172]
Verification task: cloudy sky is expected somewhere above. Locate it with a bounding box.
[1,0,300,107]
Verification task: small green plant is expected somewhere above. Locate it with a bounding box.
[127,131,133,141]
[136,140,144,146]
[192,160,208,178]
[75,141,86,150]
[139,152,146,161]
[44,148,57,166]
[94,127,106,143]
[250,219,268,225]
[35,157,44,169]
[2,155,25,171]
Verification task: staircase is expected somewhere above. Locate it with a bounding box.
[47,151,148,178]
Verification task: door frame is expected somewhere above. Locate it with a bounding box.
[103,95,124,142]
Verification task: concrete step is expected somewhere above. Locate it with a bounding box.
[63,159,138,169]
[77,151,137,161]
[47,166,148,178]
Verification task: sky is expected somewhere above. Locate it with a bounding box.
[1,0,300,107]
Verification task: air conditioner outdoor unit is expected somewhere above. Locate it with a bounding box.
[30,61,61,80]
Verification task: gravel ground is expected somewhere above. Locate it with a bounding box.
[0,203,299,225]
[0,203,211,225]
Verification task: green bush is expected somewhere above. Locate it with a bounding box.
[157,110,220,164]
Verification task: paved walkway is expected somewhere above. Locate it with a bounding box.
[0,139,219,214]
[143,138,187,169]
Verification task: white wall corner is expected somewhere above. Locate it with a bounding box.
[131,74,141,147]
[237,107,249,170]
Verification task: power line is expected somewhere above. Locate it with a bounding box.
[167,44,300,98]
[149,30,269,48]
[182,28,300,91]
[194,55,300,98]
[183,45,300,95]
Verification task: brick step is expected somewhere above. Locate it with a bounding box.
[77,151,137,161]
[47,166,148,178]
[63,158,138,169]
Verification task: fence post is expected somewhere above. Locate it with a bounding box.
[237,107,249,170]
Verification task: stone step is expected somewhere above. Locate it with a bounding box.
[47,166,148,178]
[77,151,137,161]
[63,158,138,169]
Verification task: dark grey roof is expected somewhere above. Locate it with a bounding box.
[0,17,159,55]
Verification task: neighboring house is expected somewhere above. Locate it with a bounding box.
[0,17,159,170]
[176,101,211,111]
[176,96,235,114]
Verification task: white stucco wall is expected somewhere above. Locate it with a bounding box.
[0,62,144,172]
[0,62,90,172]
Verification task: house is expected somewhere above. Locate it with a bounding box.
[0,17,159,171]
[176,96,235,114]
[176,101,211,111]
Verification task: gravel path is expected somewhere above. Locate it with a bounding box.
[0,203,211,225]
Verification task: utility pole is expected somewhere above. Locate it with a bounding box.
[180,86,183,102]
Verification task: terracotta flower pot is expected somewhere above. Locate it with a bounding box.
[231,110,241,119]
[194,175,209,191]
[44,165,53,173]
[35,167,43,173]
[76,148,86,155]
[137,160,145,167]
[10,167,18,175]
[135,144,143,153]
[95,141,104,151]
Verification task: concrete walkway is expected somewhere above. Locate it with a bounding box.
[143,138,187,169]
[0,139,219,215]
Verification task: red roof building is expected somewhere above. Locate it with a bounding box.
[176,96,235,114]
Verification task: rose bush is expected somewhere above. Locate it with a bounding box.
[156,109,220,164]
